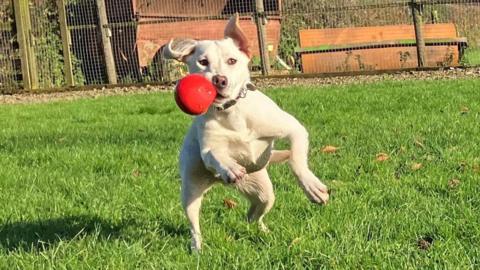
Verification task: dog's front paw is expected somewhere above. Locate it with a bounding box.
[298,171,329,204]
[219,163,246,184]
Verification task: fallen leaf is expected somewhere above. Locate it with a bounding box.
[321,145,338,154]
[411,163,423,171]
[460,106,469,114]
[288,237,301,249]
[414,139,425,149]
[417,236,433,250]
[132,169,141,177]
[376,153,389,162]
[223,198,237,209]
[448,178,461,188]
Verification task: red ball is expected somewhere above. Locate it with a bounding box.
[175,74,217,115]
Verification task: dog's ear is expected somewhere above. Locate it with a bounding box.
[246,81,256,91]
[224,14,252,58]
[162,38,197,62]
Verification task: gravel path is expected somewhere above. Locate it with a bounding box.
[1,67,479,105]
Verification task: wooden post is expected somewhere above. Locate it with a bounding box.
[96,0,117,84]
[411,0,426,68]
[255,0,271,75]
[13,0,31,89]
[57,0,75,87]
[23,0,38,89]
[13,0,38,90]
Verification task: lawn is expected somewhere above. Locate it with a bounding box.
[463,48,480,66]
[0,78,479,269]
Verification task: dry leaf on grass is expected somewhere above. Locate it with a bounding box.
[321,145,338,154]
[223,198,237,209]
[132,169,141,177]
[288,237,302,249]
[448,178,461,188]
[417,236,433,250]
[376,153,389,162]
[460,106,470,114]
[411,163,423,171]
[414,139,425,149]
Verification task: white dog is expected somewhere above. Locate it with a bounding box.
[162,14,329,251]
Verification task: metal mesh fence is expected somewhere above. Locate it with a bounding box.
[30,1,65,89]
[0,0,478,92]
[282,0,479,73]
[0,2,19,92]
[67,0,105,85]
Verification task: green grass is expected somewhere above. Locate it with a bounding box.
[462,48,480,66]
[1,78,480,269]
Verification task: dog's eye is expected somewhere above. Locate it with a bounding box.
[227,58,237,65]
[198,59,209,66]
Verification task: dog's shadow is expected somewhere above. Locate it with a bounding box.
[0,214,191,253]
[0,215,126,252]
[157,216,190,238]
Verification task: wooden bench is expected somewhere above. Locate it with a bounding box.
[296,23,468,74]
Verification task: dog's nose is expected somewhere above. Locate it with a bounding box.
[212,75,228,89]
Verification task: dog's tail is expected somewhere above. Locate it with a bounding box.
[269,150,291,164]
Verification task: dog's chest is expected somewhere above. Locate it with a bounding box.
[228,133,272,172]
[210,118,272,173]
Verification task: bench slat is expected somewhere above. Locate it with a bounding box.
[299,23,458,47]
[301,45,460,73]
[296,38,468,54]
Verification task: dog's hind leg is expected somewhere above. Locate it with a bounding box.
[269,150,291,164]
[235,168,275,232]
[181,175,214,252]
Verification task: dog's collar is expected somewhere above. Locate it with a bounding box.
[214,87,248,111]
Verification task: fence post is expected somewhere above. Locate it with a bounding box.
[13,0,38,90]
[13,0,30,90]
[255,0,271,76]
[23,0,38,89]
[411,0,426,68]
[96,0,117,84]
[57,0,75,87]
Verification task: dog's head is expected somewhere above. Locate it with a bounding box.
[162,14,255,107]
